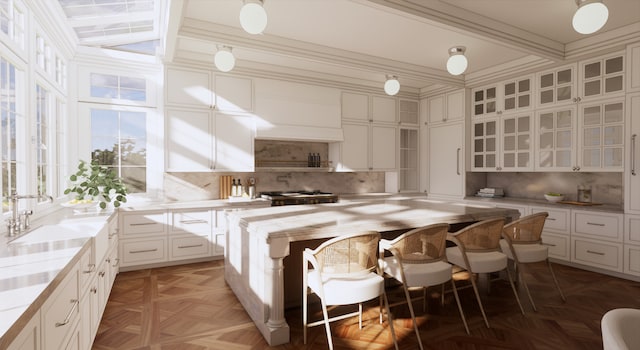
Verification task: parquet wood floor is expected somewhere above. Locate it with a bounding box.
[92,259,640,350]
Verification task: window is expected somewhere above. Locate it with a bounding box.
[0,57,25,213]
[90,73,146,101]
[55,98,66,198]
[90,108,146,193]
[55,55,66,88]
[0,0,25,49]
[35,84,49,200]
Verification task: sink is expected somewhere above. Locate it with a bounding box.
[9,222,105,245]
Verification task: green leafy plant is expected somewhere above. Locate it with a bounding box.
[64,160,128,209]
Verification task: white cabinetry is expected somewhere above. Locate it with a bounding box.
[577,99,625,171]
[399,99,419,125]
[537,64,577,107]
[628,42,640,92]
[427,122,464,199]
[535,106,577,170]
[7,311,40,350]
[427,89,464,124]
[165,110,255,172]
[334,122,396,171]
[399,127,418,192]
[120,211,168,268]
[579,52,625,102]
[215,75,253,113]
[624,214,640,276]
[471,112,532,171]
[42,264,79,350]
[571,210,623,272]
[472,75,533,118]
[169,209,213,261]
[626,92,640,213]
[166,67,213,108]
[531,206,571,261]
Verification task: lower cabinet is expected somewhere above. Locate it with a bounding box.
[531,206,571,262]
[41,265,80,350]
[7,311,40,350]
[572,237,623,272]
[624,214,640,276]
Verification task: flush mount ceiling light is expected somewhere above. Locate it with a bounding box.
[572,0,609,35]
[446,46,468,76]
[384,75,400,96]
[239,0,267,35]
[214,46,236,72]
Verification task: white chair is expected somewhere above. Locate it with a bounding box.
[380,223,470,350]
[446,217,525,328]
[500,212,565,311]
[601,308,640,350]
[303,231,398,350]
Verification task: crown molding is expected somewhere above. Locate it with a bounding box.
[362,0,565,62]
[178,17,464,88]
[464,56,552,88]
[565,22,640,60]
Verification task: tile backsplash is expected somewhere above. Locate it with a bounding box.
[163,171,385,201]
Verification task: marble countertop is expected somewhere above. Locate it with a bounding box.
[229,197,522,242]
[0,208,114,348]
[463,196,624,213]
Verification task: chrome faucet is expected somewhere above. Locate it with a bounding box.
[6,191,53,236]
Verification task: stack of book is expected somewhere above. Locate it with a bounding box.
[476,187,504,198]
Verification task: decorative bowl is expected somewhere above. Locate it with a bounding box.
[544,193,564,203]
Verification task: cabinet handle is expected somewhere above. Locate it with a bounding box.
[178,244,204,249]
[99,271,106,277]
[179,219,208,224]
[91,287,97,294]
[546,218,557,221]
[112,258,119,267]
[586,250,605,256]
[109,229,118,239]
[542,242,556,247]
[130,248,158,254]
[55,299,79,327]
[456,148,461,175]
[130,222,157,226]
[83,264,96,274]
[632,134,637,176]
[586,222,605,227]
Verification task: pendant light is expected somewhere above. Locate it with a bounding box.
[572,0,609,35]
[446,46,468,76]
[240,0,267,35]
[384,75,400,96]
[214,46,235,72]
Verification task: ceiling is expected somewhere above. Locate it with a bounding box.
[58,0,640,93]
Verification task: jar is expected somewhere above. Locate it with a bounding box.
[577,185,592,203]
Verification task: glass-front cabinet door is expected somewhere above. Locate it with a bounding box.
[580,53,625,101]
[501,113,533,171]
[502,76,533,113]
[578,99,624,171]
[472,118,499,171]
[399,128,418,191]
[537,64,576,107]
[472,86,499,118]
[535,107,576,171]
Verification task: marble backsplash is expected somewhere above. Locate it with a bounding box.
[163,171,386,201]
[478,172,623,206]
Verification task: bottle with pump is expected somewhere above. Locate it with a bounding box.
[231,179,237,197]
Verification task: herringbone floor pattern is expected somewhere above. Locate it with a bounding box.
[92,260,640,349]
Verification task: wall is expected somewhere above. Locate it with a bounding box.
[163,171,385,201]
[481,172,623,206]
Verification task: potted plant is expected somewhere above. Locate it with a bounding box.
[64,160,128,209]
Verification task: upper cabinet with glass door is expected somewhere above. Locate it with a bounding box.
[537,64,577,108]
[578,99,625,172]
[472,75,533,119]
[579,52,625,102]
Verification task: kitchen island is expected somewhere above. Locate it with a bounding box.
[224,196,520,346]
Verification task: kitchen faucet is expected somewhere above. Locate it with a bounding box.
[6,191,54,236]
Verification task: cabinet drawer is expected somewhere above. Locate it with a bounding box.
[572,238,622,272]
[171,210,212,234]
[541,232,569,261]
[42,268,79,350]
[531,206,570,234]
[169,234,211,260]
[573,211,622,242]
[625,215,640,245]
[213,230,225,256]
[122,212,167,236]
[120,238,167,266]
[624,245,640,276]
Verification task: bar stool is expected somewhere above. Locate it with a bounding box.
[500,212,566,311]
[446,217,525,328]
[379,223,470,350]
[302,231,398,350]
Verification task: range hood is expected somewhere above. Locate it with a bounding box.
[255,125,344,142]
